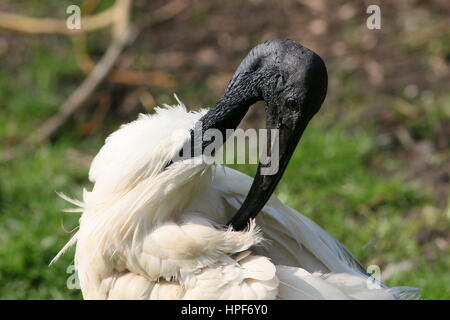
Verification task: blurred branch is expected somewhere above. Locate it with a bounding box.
[72,0,104,72]
[0,6,116,35]
[0,0,135,163]
[33,28,137,143]
[0,27,137,163]
[112,0,132,40]
[137,88,156,112]
[0,0,189,163]
[72,0,188,85]
[108,70,175,87]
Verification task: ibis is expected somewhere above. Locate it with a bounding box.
[53,39,417,300]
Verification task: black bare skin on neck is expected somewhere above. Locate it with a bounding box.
[168,39,328,231]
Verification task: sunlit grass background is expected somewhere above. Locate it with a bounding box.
[0,0,449,299]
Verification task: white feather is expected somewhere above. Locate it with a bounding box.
[54,99,418,300]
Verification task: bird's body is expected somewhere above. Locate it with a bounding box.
[54,40,417,299]
[55,103,416,299]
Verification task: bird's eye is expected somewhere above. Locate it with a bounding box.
[286,98,297,110]
[276,73,285,88]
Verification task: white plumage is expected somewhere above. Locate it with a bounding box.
[53,99,417,300]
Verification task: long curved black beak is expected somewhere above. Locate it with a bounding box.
[228,46,328,231]
[228,102,312,231]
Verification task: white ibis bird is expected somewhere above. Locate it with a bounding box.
[53,40,417,299]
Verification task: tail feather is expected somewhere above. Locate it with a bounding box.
[50,192,83,265]
[49,232,78,266]
[277,266,399,300]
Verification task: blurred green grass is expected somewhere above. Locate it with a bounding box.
[0,0,449,300]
